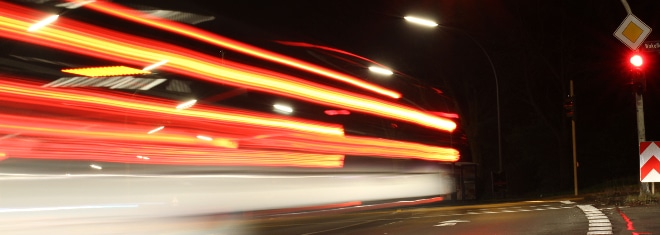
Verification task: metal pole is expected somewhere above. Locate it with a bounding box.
[636,92,650,194]
[440,26,501,173]
[570,80,578,196]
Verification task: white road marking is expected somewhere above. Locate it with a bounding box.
[578,205,612,235]
[589,223,612,227]
[435,220,470,227]
[590,219,610,223]
[419,202,574,223]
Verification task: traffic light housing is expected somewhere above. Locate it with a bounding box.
[629,53,646,94]
[631,69,646,94]
[564,95,575,118]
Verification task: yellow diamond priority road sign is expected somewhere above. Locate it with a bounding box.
[614,14,652,50]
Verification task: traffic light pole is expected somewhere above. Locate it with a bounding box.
[636,91,651,194]
[632,65,652,194]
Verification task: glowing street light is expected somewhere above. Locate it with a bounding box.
[368,66,394,75]
[404,16,438,27]
[28,14,59,32]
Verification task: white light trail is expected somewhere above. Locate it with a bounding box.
[147,126,164,134]
[273,104,293,114]
[142,60,169,71]
[175,99,196,110]
[89,164,102,170]
[196,135,213,141]
[28,15,59,32]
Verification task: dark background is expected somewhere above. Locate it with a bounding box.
[184,0,660,198]
[21,0,660,198]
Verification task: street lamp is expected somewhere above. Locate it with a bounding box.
[405,15,502,173]
[368,66,394,75]
[404,16,438,27]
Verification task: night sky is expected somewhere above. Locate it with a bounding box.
[188,0,660,197]
[14,0,660,198]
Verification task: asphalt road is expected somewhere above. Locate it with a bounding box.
[233,199,660,235]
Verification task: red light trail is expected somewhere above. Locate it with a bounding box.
[66,0,402,99]
[0,77,457,163]
[0,78,345,136]
[0,2,456,133]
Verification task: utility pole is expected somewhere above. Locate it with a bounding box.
[569,80,578,196]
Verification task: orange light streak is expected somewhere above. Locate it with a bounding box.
[0,79,455,163]
[62,65,151,77]
[0,110,343,168]
[68,0,401,99]
[0,113,235,147]
[239,134,460,162]
[0,78,453,164]
[0,79,345,136]
[0,5,456,133]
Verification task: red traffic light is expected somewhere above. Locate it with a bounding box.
[630,54,643,67]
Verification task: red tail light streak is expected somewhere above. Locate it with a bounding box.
[1,77,458,163]
[0,104,345,168]
[66,0,401,99]
[2,138,345,168]
[0,2,456,132]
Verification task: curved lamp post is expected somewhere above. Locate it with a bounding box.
[405,16,502,173]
